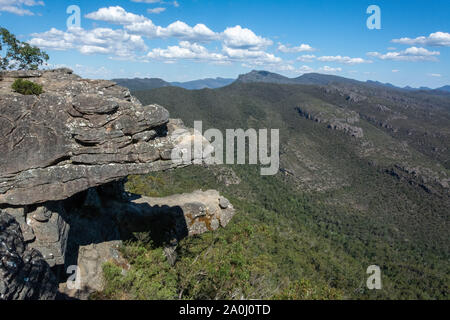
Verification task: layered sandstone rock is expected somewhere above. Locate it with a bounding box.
[58,187,235,299]
[0,69,235,300]
[0,68,202,206]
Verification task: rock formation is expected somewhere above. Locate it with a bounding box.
[0,211,57,300]
[57,187,235,299]
[131,190,235,237]
[0,69,235,300]
[295,106,364,138]
[0,68,201,206]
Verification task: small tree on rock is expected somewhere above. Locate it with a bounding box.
[0,27,49,70]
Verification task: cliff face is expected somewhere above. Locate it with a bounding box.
[0,69,235,300]
[0,68,193,206]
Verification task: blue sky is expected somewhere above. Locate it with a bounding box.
[0,0,449,87]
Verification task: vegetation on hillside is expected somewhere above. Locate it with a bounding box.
[99,80,449,300]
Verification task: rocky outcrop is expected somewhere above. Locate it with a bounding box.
[0,211,57,300]
[0,68,206,206]
[0,69,235,300]
[59,240,126,300]
[130,190,235,237]
[0,68,210,269]
[327,121,364,139]
[385,164,450,194]
[324,84,368,103]
[295,106,364,138]
[58,184,235,299]
[1,203,69,268]
[210,166,242,186]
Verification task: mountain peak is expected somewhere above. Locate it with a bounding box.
[237,70,297,84]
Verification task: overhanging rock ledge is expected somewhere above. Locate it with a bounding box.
[0,69,235,300]
[0,68,201,206]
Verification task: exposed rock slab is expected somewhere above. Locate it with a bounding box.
[57,186,235,299]
[132,190,235,236]
[295,105,364,138]
[59,240,126,300]
[0,69,205,206]
[0,69,235,300]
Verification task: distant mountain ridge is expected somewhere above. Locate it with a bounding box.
[236,70,360,86]
[171,77,235,90]
[113,70,449,93]
[237,70,449,92]
[437,85,450,92]
[113,77,234,91]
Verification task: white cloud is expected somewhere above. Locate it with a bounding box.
[278,43,315,53]
[276,64,296,72]
[147,7,166,14]
[85,6,147,25]
[123,20,158,36]
[296,54,316,62]
[295,54,371,64]
[156,21,218,42]
[367,47,440,62]
[131,0,178,4]
[86,7,271,47]
[222,25,272,50]
[218,25,279,65]
[298,65,314,73]
[0,0,44,16]
[318,66,342,73]
[392,69,400,73]
[427,73,441,77]
[146,41,282,66]
[30,27,148,59]
[124,20,219,42]
[222,46,281,64]
[131,0,163,3]
[392,32,450,47]
[316,55,372,65]
[72,6,219,43]
[147,41,226,62]
[31,5,285,68]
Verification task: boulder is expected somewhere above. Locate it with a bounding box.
[131,190,236,236]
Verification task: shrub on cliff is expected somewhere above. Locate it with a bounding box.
[0,27,49,70]
[12,79,43,95]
